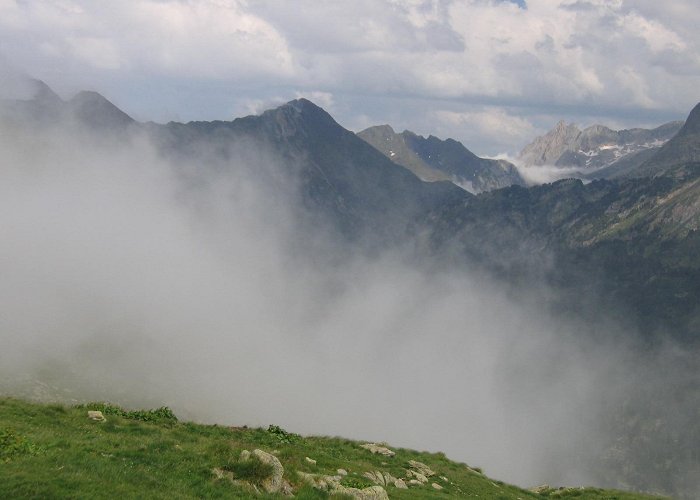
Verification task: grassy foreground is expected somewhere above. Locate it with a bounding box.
[0,397,664,499]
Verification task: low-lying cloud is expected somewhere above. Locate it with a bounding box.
[0,107,694,493]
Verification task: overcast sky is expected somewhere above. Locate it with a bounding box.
[1,0,699,155]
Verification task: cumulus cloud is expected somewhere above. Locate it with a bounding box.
[1,0,697,154]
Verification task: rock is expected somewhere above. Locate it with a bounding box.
[297,471,341,490]
[360,443,395,457]
[334,485,389,500]
[440,476,449,482]
[394,478,408,489]
[239,450,251,461]
[408,479,422,486]
[363,471,385,485]
[383,472,397,485]
[407,459,435,477]
[305,456,316,465]
[251,449,288,494]
[432,482,443,490]
[530,484,551,494]
[87,410,105,422]
[406,469,428,483]
[337,468,348,476]
[301,472,388,499]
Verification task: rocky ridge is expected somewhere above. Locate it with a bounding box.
[358,124,525,192]
[518,119,683,174]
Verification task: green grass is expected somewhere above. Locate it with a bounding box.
[0,397,665,499]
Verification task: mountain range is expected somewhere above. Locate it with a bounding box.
[3,81,698,341]
[357,124,524,192]
[518,119,684,178]
[2,81,700,498]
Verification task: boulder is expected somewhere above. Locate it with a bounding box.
[251,449,291,495]
[360,443,395,457]
[406,469,428,483]
[432,482,443,490]
[334,485,389,500]
[305,456,317,465]
[394,478,408,489]
[408,459,435,477]
[337,468,348,476]
[530,484,551,494]
[299,472,388,499]
[87,410,105,422]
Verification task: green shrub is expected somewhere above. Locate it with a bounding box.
[75,402,178,425]
[267,424,300,443]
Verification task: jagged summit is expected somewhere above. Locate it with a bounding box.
[518,118,683,174]
[358,125,524,192]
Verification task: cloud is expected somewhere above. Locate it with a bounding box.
[0,1,698,152]
[0,103,644,490]
[433,107,536,144]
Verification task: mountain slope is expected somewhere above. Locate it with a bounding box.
[0,397,664,499]
[152,99,468,241]
[358,125,524,192]
[634,103,700,177]
[518,120,683,173]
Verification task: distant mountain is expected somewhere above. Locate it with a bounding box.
[150,99,467,242]
[358,125,524,193]
[68,90,134,130]
[633,103,700,176]
[518,120,683,174]
[0,79,134,134]
[4,82,700,499]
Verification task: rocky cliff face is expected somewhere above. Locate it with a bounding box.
[517,120,582,167]
[358,125,525,193]
[518,120,683,174]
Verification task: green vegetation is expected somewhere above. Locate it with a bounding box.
[0,397,665,499]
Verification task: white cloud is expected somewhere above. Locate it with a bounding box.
[433,107,536,144]
[0,0,698,154]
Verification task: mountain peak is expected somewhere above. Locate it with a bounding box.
[677,101,700,137]
[68,90,134,129]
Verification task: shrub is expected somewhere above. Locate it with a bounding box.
[75,402,178,425]
[267,424,300,443]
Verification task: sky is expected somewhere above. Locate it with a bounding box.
[1,0,699,155]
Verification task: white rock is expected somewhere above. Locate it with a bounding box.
[432,482,443,490]
[337,468,348,476]
[408,460,435,477]
[252,449,286,494]
[305,456,317,465]
[406,469,428,483]
[87,410,105,422]
[360,443,395,457]
[394,478,408,489]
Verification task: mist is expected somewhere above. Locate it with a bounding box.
[0,97,694,493]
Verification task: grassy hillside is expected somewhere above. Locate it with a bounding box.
[0,397,664,499]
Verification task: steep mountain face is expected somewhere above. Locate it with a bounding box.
[635,103,700,176]
[149,99,468,242]
[518,120,683,173]
[3,83,700,499]
[358,125,524,193]
[518,120,582,167]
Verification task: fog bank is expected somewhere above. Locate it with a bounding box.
[0,111,687,491]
